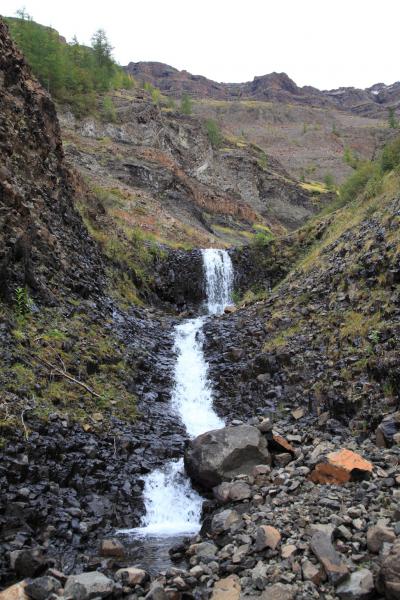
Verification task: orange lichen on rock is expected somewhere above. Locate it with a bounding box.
[327,449,373,474]
[309,448,373,485]
[309,463,351,484]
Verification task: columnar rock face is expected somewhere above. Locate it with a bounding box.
[184,425,271,488]
[153,249,205,309]
[0,18,103,302]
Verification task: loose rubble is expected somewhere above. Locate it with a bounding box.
[2,412,399,599]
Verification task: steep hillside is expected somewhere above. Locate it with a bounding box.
[204,160,400,433]
[59,87,321,249]
[0,19,103,304]
[126,62,396,184]
[192,100,388,185]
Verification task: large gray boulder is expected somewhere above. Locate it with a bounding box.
[184,425,271,488]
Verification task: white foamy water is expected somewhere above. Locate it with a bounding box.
[202,249,233,315]
[120,249,232,537]
[171,317,224,438]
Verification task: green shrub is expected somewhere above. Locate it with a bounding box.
[388,107,399,129]
[381,136,400,172]
[324,173,335,191]
[253,231,274,248]
[6,14,133,116]
[180,93,193,115]
[15,286,32,316]
[339,162,376,204]
[102,96,117,122]
[205,119,222,148]
[343,146,359,170]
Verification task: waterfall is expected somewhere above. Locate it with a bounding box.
[120,249,233,538]
[202,249,233,315]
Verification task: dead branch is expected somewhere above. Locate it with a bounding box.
[36,357,101,399]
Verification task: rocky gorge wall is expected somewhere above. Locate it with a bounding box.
[0,19,103,304]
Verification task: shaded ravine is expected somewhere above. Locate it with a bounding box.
[118,249,233,572]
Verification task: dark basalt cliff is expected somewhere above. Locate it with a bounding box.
[0,19,103,304]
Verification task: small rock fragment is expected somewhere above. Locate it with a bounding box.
[310,531,349,585]
[336,569,375,599]
[100,538,125,557]
[210,575,241,600]
[367,525,396,553]
[255,525,281,551]
[64,571,114,599]
[115,567,148,587]
[25,576,60,600]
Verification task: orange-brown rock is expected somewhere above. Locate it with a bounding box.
[268,433,295,455]
[310,448,373,485]
[0,581,29,600]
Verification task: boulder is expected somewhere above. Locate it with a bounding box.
[64,572,114,600]
[184,425,271,488]
[14,550,46,579]
[336,569,375,599]
[310,448,373,484]
[376,412,400,447]
[0,581,29,600]
[379,540,400,599]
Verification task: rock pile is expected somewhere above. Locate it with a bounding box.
[2,413,399,599]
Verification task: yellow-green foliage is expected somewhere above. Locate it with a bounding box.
[263,324,301,351]
[339,310,383,340]
[3,308,138,428]
[300,180,329,194]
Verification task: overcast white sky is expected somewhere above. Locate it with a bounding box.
[1,0,399,90]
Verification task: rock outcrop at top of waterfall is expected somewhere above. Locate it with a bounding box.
[184,425,271,488]
[0,18,103,304]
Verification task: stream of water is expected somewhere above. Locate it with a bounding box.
[118,249,233,570]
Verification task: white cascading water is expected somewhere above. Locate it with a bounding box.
[128,249,233,537]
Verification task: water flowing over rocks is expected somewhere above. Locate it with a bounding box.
[1,13,400,600]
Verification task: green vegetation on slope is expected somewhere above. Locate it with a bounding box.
[0,303,138,433]
[339,135,400,206]
[5,12,133,115]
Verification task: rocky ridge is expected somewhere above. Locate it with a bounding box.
[125,62,400,119]
[203,188,400,427]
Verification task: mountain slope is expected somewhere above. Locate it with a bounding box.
[125,62,395,185]
[125,61,400,118]
[60,87,322,249]
[204,163,400,432]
